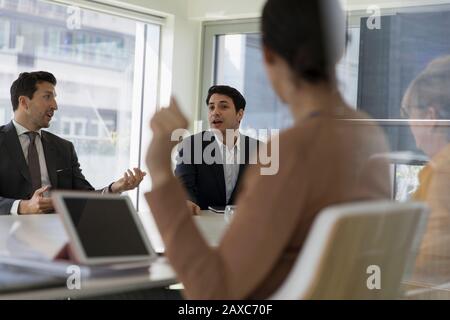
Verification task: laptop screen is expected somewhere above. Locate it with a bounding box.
[62,197,151,258]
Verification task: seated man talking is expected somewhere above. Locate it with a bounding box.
[0,71,145,215]
[175,85,259,214]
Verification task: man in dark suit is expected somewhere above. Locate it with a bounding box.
[175,85,259,214]
[0,71,145,215]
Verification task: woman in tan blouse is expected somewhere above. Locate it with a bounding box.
[145,0,391,299]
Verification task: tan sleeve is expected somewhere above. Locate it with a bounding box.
[146,137,308,299]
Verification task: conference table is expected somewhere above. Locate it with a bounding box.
[0,210,228,299]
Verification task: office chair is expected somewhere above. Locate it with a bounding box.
[270,201,429,299]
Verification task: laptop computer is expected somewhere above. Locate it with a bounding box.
[52,191,158,266]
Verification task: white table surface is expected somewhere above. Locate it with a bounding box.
[0,210,228,299]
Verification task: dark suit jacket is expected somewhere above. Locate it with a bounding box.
[174,131,259,210]
[0,121,95,215]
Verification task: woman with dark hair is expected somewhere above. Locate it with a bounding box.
[145,0,391,299]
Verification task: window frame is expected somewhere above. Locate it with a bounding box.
[199,18,260,123]
[48,0,165,25]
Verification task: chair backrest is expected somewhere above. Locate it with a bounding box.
[270,200,429,300]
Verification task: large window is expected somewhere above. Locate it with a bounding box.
[215,33,293,137]
[201,21,290,139]
[0,0,161,208]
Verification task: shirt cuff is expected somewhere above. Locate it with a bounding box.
[101,183,114,194]
[11,200,21,215]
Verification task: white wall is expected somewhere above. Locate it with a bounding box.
[187,0,265,20]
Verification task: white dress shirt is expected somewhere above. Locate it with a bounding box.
[11,120,51,215]
[214,131,241,204]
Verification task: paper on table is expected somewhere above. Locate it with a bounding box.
[0,255,81,278]
[0,263,67,293]
[1,216,153,279]
[5,219,68,260]
[0,255,152,279]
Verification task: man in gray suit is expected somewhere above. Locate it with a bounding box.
[0,71,145,215]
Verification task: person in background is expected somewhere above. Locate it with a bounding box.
[0,71,146,215]
[175,85,259,214]
[401,55,450,287]
[145,0,391,299]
